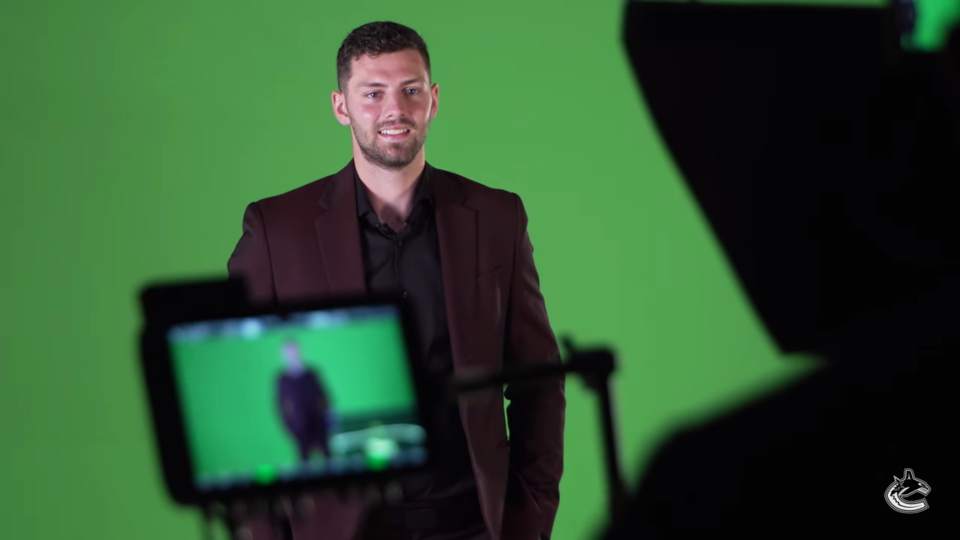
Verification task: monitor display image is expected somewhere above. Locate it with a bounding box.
[165,304,426,494]
[898,0,960,52]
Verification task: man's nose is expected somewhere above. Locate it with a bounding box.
[381,91,408,120]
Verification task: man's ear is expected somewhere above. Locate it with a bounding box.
[332,91,351,126]
[430,82,440,120]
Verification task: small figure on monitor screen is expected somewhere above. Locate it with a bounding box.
[276,339,333,463]
[899,0,917,48]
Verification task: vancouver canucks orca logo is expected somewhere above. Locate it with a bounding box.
[885,469,932,514]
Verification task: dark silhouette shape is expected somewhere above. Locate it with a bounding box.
[277,340,332,462]
[606,2,958,537]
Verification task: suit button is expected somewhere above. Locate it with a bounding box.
[402,291,409,299]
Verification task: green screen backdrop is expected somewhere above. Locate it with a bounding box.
[12,0,947,537]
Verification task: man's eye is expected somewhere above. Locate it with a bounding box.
[367,92,380,99]
[406,88,419,95]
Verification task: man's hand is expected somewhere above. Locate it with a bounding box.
[231,490,369,540]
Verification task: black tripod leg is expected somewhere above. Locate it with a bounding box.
[598,381,629,517]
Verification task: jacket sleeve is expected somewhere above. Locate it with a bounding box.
[227,201,278,306]
[503,193,566,539]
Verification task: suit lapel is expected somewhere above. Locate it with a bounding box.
[432,166,478,370]
[314,160,367,296]
[434,168,509,540]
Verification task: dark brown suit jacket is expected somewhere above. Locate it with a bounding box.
[227,160,565,540]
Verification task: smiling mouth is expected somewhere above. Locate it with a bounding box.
[379,128,411,136]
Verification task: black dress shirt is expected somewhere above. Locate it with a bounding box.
[354,165,477,502]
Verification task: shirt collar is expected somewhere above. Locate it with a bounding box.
[355,164,433,221]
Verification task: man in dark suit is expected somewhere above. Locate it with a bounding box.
[277,340,332,463]
[227,21,564,540]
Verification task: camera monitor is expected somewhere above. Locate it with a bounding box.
[139,281,438,507]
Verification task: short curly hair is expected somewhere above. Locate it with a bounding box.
[336,21,432,92]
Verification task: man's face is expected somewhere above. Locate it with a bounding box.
[332,49,439,170]
[283,343,302,369]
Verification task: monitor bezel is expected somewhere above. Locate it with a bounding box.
[138,281,442,507]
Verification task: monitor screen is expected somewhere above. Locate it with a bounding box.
[165,304,426,494]
[901,0,960,52]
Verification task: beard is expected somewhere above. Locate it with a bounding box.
[353,120,430,171]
